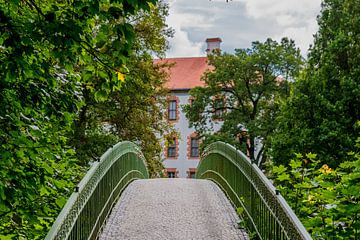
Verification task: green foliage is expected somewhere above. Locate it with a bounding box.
[269,136,360,239]
[270,0,360,167]
[71,1,173,177]
[83,57,172,177]
[0,0,159,238]
[184,38,303,165]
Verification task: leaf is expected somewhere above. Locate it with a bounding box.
[16,150,25,159]
[101,82,111,92]
[0,186,5,200]
[55,196,67,208]
[272,165,287,174]
[277,173,290,181]
[54,179,67,188]
[0,201,10,213]
[94,90,108,102]
[289,159,302,169]
[42,163,54,175]
[236,207,244,215]
[34,224,43,230]
[98,70,108,79]
[306,152,317,161]
[319,190,336,200]
[39,186,49,196]
[43,206,51,215]
[0,235,17,240]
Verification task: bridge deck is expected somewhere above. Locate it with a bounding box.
[99,179,249,240]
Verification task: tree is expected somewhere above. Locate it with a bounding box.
[71,1,173,177]
[0,0,157,238]
[184,38,302,165]
[270,0,360,167]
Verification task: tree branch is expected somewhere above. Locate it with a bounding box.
[221,88,246,113]
[77,41,118,72]
[26,0,46,18]
[245,79,254,103]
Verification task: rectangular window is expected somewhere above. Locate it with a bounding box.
[167,138,176,157]
[187,168,196,178]
[168,100,177,120]
[190,137,199,157]
[168,171,176,178]
[214,98,225,118]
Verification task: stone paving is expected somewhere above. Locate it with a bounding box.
[99,178,249,240]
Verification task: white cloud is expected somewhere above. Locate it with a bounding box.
[275,20,319,55]
[166,30,205,58]
[240,0,320,21]
[165,1,211,57]
[275,14,298,27]
[165,0,322,57]
[239,0,321,54]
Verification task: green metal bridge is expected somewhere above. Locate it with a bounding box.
[45,141,312,240]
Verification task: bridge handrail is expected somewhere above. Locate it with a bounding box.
[196,141,312,240]
[45,141,149,240]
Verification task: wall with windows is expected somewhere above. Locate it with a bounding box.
[156,39,225,178]
[163,91,222,178]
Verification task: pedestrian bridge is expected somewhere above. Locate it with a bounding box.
[45,141,312,240]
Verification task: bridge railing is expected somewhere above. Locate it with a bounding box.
[196,141,312,240]
[45,141,149,240]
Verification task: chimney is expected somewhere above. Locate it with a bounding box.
[206,37,222,55]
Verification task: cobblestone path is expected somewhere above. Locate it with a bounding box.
[99,178,249,240]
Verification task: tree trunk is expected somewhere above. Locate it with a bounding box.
[247,135,255,161]
[72,86,90,152]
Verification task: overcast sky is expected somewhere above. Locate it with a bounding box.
[165,0,322,58]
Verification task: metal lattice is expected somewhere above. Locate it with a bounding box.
[196,142,312,240]
[45,141,149,240]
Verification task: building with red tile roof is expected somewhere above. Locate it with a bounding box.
[154,57,209,90]
[156,38,223,178]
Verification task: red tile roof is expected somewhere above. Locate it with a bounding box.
[154,57,210,90]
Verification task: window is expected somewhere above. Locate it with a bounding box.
[168,100,177,120]
[190,137,199,157]
[214,98,225,118]
[187,168,196,178]
[167,138,176,157]
[188,133,200,159]
[168,171,176,178]
[166,168,177,178]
